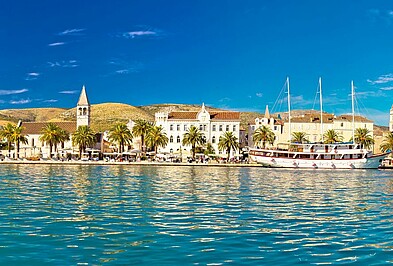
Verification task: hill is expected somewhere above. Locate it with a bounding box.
[57,103,154,132]
[0,108,67,126]
[0,103,388,136]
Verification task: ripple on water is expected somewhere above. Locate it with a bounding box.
[1,165,393,264]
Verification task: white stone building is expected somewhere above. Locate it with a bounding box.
[155,104,241,157]
[249,106,374,147]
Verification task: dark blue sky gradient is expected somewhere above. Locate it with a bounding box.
[1,0,393,125]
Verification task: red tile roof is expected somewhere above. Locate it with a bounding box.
[22,121,77,135]
[168,111,240,121]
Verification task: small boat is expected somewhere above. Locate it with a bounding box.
[379,157,393,169]
[250,142,387,169]
[249,78,387,169]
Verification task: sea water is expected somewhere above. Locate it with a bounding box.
[1,165,393,265]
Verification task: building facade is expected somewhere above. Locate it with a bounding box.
[155,104,241,157]
[248,106,374,148]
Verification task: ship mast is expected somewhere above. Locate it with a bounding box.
[319,77,323,142]
[351,80,355,144]
[287,77,291,142]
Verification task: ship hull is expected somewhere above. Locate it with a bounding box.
[250,153,386,169]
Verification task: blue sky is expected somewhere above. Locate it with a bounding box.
[1,1,393,125]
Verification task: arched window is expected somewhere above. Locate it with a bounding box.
[170,136,173,143]
[78,107,83,116]
[177,136,181,143]
[212,136,216,144]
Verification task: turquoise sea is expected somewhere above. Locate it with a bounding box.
[1,165,393,265]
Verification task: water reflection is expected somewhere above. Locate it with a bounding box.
[1,165,393,265]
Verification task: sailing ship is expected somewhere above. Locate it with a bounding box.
[249,78,387,169]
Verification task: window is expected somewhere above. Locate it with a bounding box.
[212,136,216,143]
[170,124,174,131]
[226,125,230,131]
[184,124,187,131]
[212,125,216,131]
[170,136,173,143]
[233,125,236,131]
[199,125,203,131]
[219,125,223,131]
[203,125,206,131]
[31,138,35,147]
[177,136,181,143]
[341,123,344,127]
[177,124,180,131]
[274,126,277,131]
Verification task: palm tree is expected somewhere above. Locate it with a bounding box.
[323,129,343,144]
[57,128,70,152]
[132,119,153,153]
[11,126,28,159]
[204,142,215,155]
[72,125,96,159]
[380,132,393,153]
[40,123,64,158]
[146,125,168,154]
[252,125,275,148]
[108,123,133,153]
[353,128,375,150]
[0,123,16,157]
[182,125,206,160]
[218,131,239,161]
[291,131,309,143]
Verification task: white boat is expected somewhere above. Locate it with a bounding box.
[249,78,388,169]
[249,142,386,169]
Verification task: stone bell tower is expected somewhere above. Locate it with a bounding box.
[76,85,90,128]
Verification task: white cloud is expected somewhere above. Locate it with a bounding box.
[0,89,28,95]
[25,72,40,81]
[48,60,78,68]
[367,74,393,85]
[43,99,58,103]
[256,93,263,98]
[116,69,129,74]
[380,86,393,91]
[59,90,78,94]
[10,99,31,104]
[48,42,65,47]
[58,28,85,36]
[123,30,157,39]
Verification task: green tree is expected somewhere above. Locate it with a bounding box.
[380,132,393,153]
[108,123,133,153]
[204,142,215,155]
[182,125,206,160]
[0,123,16,156]
[353,128,375,150]
[146,125,168,154]
[323,129,343,144]
[252,125,275,148]
[291,131,309,143]
[218,131,239,161]
[40,123,69,158]
[72,126,96,159]
[132,119,153,153]
[11,126,28,159]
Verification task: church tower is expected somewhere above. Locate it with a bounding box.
[76,85,90,128]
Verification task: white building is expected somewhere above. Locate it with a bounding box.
[248,106,374,147]
[155,104,241,157]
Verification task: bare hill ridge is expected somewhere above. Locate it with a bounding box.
[0,103,387,135]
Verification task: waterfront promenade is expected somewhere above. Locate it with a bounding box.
[0,159,260,167]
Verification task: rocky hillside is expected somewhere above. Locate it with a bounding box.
[0,103,388,135]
